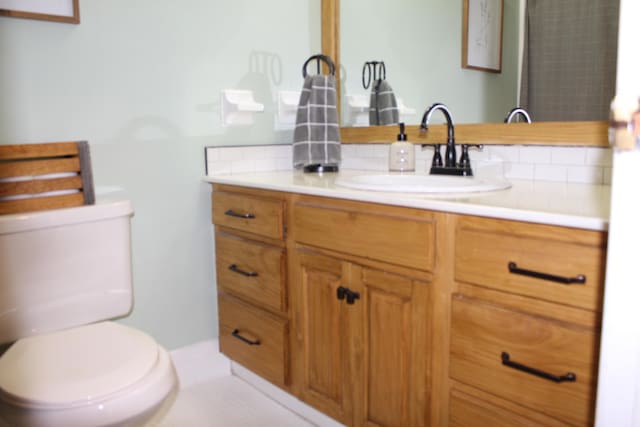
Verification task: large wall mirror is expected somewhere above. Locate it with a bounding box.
[321,0,615,146]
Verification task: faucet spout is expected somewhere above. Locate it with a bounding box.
[504,107,532,124]
[420,103,456,167]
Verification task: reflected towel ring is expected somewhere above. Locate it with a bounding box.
[302,54,336,77]
[362,61,386,89]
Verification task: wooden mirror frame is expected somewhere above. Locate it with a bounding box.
[321,0,609,146]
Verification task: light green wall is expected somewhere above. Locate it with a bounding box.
[0,0,320,349]
[341,0,521,125]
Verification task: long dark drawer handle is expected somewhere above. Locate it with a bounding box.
[224,209,256,219]
[231,329,261,346]
[501,352,576,383]
[508,262,586,285]
[228,264,258,277]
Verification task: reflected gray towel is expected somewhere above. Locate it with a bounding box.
[293,75,341,169]
[369,79,399,126]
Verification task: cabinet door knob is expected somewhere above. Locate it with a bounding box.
[508,262,586,285]
[501,352,576,383]
[337,286,348,301]
[346,290,360,305]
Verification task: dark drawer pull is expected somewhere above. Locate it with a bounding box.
[224,209,256,219]
[508,262,586,285]
[231,329,261,346]
[501,352,576,383]
[228,264,258,277]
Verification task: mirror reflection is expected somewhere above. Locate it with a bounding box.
[339,0,619,127]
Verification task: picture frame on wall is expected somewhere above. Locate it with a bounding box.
[462,0,503,73]
[0,0,79,24]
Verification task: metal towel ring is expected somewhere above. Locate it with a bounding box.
[302,54,336,77]
[362,61,386,89]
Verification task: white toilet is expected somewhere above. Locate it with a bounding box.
[0,193,178,427]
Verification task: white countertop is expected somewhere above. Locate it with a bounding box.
[204,170,611,231]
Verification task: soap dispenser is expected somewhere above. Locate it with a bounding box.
[388,122,415,172]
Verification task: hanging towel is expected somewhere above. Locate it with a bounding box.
[369,79,399,126]
[293,74,341,169]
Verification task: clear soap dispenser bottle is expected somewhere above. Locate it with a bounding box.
[388,122,415,172]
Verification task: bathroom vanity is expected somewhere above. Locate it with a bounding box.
[207,171,609,427]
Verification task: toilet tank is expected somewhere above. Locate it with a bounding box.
[0,192,134,344]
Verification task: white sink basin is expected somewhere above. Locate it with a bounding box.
[334,173,511,194]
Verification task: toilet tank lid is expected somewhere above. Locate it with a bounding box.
[0,322,159,408]
[0,191,133,235]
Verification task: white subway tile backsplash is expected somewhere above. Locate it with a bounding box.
[520,146,552,164]
[505,163,535,180]
[276,158,292,171]
[253,159,281,173]
[206,148,220,161]
[488,145,520,162]
[535,164,567,182]
[217,146,253,161]
[355,144,387,158]
[207,160,232,175]
[586,147,613,166]
[550,147,587,165]
[341,145,358,158]
[567,166,604,184]
[205,144,612,185]
[230,159,257,174]
[469,146,491,161]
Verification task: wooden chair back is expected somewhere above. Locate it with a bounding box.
[0,141,95,215]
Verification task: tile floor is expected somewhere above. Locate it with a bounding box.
[153,340,331,427]
[156,375,314,427]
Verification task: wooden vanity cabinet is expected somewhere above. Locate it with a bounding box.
[210,184,608,427]
[211,185,290,388]
[289,196,433,427]
[449,215,607,427]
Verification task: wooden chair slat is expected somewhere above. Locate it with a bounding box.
[0,158,81,179]
[0,176,83,198]
[0,142,79,160]
[0,193,85,215]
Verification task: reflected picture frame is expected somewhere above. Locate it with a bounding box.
[0,0,79,24]
[462,0,503,73]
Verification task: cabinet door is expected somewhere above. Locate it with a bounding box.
[290,249,356,425]
[352,267,430,427]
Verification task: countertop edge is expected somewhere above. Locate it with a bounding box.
[203,172,610,232]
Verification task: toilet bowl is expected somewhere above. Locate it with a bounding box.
[0,322,177,427]
[0,192,178,426]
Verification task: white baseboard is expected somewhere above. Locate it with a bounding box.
[169,339,344,426]
[231,361,345,427]
[169,339,230,388]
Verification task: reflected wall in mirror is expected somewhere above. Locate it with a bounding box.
[334,0,618,142]
[341,0,520,127]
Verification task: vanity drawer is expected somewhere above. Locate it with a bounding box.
[215,232,286,312]
[293,197,435,271]
[450,294,598,427]
[455,216,606,311]
[218,293,288,387]
[450,388,561,427]
[212,191,284,240]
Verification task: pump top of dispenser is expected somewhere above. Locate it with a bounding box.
[397,122,407,141]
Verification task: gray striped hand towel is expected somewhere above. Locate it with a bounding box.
[293,75,341,169]
[369,79,399,126]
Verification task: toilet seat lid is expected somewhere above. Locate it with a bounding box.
[0,321,159,408]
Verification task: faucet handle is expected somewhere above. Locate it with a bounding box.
[421,143,443,167]
[459,144,483,171]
